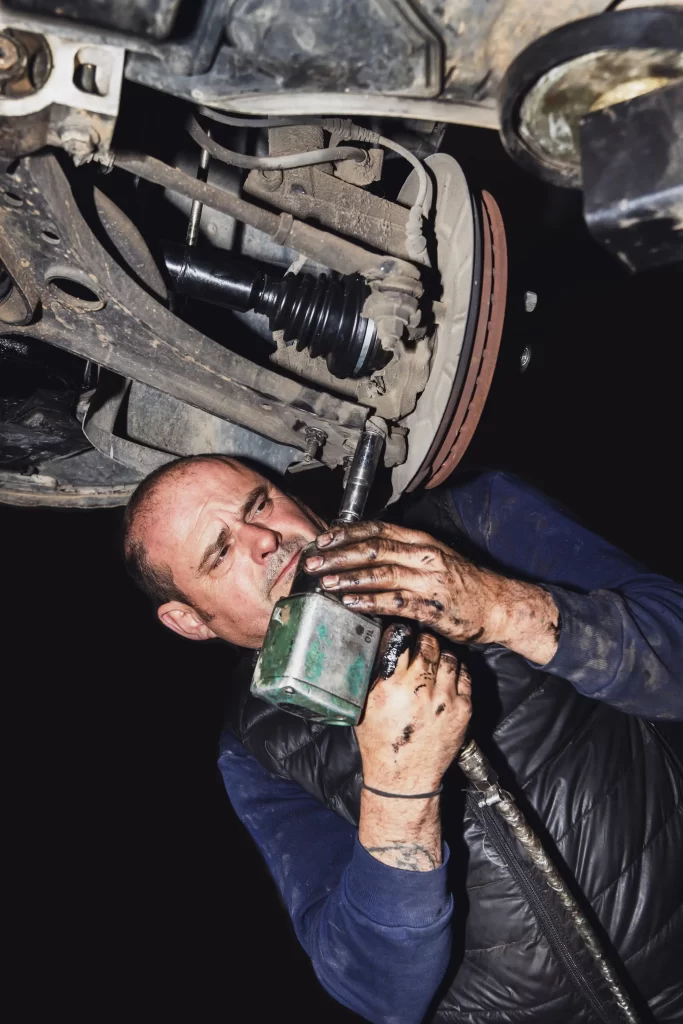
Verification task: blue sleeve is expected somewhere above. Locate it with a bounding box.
[450,470,683,720]
[218,730,453,1023]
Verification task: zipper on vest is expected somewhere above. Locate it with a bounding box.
[473,797,620,1024]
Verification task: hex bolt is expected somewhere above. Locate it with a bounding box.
[524,290,538,313]
[259,169,283,192]
[0,35,20,73]
[303,427,327,463]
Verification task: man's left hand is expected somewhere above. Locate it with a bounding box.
[304,521,561,665]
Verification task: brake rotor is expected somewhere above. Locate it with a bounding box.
[414,190,507,491]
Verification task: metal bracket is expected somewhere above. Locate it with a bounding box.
[0,28,124,164]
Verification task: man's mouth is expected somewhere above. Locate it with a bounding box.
[273,548,302,589]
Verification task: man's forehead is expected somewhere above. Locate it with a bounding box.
[145,459,262,545]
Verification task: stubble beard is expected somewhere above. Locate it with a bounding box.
[261,535,310,599]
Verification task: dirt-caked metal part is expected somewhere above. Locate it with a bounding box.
[0,449,141,507]
[0,152,370,470]
[0,28,124,165]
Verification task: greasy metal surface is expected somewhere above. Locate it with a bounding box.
[337,420,385,524]
[519,48,683,185]
[0,152,368,467]
[226,0,441,98]
[421,0,606,101]
[581,77,683,272]
[359,264,426,421]
[390,152,475,501]
[0,1,617,126]
[499,6,683,187]
[93,187,167,300]
[0,446,141,506]
[426,190,507,488]
[85,374,305,476]
[163,152,302,269]
[126,380,306,474]
[458,741,641,1024]
[115,151,421,282]
[120,1,607,125]
[4,0,184,40]
[252,591,382,726]
[244,131,411,261]
[0,30,124,163]
[84,373,175,474]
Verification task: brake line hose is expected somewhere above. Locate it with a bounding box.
[197,108,430,262]
[187,115,366,172]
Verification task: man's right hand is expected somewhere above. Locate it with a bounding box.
[356,625,471,871]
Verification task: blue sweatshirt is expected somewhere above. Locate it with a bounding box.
[218,471,683,1023]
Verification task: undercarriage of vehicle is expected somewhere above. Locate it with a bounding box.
[0,1,679,506]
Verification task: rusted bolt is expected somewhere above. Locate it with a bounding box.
[58,120,100,166]
[303,427,327,463]
[259,169,283,192]
[0,35,20,73]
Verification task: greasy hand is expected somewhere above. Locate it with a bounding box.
[306,520,502,644]
[356,625,472,794]
[305,520,561,664]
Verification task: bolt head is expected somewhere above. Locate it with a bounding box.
[524,290,538,313]
[520,345,532,372]
[259,169,283,191]
[0,35,20,73]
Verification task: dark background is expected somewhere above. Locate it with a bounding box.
[5,123,681,1022]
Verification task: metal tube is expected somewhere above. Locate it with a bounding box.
[186,134,211,248]
[336,421,386,524]
[457,740,640,1024]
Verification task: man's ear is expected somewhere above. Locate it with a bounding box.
[158,602,217,641]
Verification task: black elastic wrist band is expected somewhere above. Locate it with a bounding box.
[362,782,443,799]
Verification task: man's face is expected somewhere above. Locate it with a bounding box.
[139,460,321,646]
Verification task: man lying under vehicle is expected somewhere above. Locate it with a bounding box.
[123,454,683,1024]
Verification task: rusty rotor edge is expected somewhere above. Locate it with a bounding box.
[424,190,508,490]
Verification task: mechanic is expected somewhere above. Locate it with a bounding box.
[123,453,683,1024]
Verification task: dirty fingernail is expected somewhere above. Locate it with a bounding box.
[317,532,333,548]
[322,575,339,589]
[305,555,323,571]
[342,595,359,607]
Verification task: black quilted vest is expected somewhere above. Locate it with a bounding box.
[222,488,683,1023]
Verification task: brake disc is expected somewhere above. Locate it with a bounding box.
[390,154,507,501]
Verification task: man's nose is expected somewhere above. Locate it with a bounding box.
[244,523,280,560]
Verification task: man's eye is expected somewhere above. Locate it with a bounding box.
[215,544,230,566]
[254,496,269,514]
